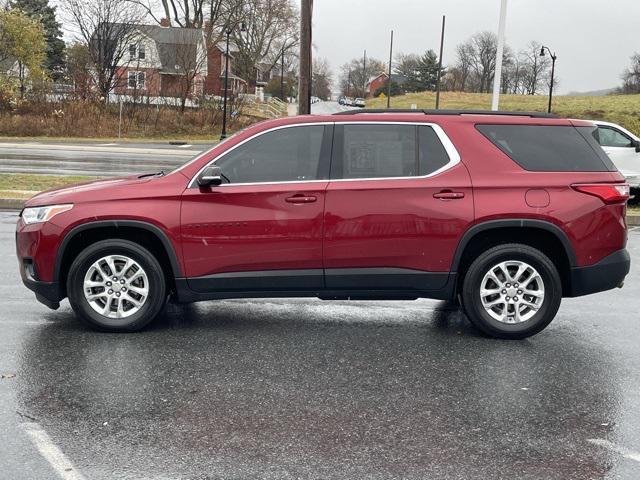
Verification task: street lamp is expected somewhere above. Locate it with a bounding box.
[539,45,557,114]
[220,22,246,140]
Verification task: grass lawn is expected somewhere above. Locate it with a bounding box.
[0,173,95,199]
[367,92,640,136]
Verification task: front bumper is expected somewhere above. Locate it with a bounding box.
[567,249,630,297]
[22,278,60,309]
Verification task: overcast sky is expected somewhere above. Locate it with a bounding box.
[313,0,640,94]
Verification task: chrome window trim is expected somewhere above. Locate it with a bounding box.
[187,121,461,188]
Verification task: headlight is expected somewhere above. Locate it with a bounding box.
[21,204,73,225]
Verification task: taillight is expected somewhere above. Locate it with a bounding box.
[571,183,630,204]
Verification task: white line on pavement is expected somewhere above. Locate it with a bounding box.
[588,438,640,463]
[177,144,193,148]
[98,143,119,146]
[21,422,87,480]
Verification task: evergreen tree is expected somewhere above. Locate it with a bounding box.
[415,50,441,91]
[10,0,65,79]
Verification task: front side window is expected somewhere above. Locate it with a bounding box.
[213,125,326,184]
[595,126,633,148]
[129,44,136,60]
[332,124,450,179]
[138,44,146,60]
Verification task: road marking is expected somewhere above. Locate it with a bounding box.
[98,143,119,146]
[588,438,640,463]
[178,144,193,148]
[21,422,87,480]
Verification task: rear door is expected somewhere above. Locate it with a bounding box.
[323,122,473,292]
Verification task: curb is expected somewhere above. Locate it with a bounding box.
[0,198,26,210]
[2,197,640,227]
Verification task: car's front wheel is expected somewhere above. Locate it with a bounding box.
[67,239,167,332]
[461,243,562,339]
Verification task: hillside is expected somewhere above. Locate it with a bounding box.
[366,92,640,136]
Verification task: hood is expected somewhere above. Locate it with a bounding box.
[24,176,153,207]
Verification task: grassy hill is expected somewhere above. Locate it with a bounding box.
[366,92,640,136]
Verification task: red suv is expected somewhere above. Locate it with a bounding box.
[16,110,631,339]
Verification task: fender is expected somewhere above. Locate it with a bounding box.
[450,219,577,272]
[54,220,183,283]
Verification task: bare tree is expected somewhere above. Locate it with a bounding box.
[519,41,550,95]
[231,0,299,88]
[62,0,146,100]
[620,53,640,93]
[172,29,207,112]
[469,31,498,93]
[311,57,331,100]
[339,56,385,97]
[453,42,474,91]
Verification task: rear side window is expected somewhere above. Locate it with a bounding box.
[332,124,450,179]
[476,124,615,172]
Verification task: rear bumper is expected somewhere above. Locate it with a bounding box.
[567,249,630,297]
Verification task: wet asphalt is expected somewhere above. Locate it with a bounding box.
[1,210,640,479]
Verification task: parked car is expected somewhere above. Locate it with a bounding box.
[590,120,640,191]
[16,110,630,339]
[354,97,366,108]
[338,96,347,105]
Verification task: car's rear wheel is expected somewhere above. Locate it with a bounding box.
[461,243,562,339]
[67,239,166,332]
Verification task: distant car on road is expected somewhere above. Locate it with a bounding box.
[354,98,366,108]
[16,110,630,338]
[590,120,640,191]
[338,96,348,106]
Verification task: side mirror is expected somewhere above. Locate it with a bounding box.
[634,140,640,153]
[197,166,223,187]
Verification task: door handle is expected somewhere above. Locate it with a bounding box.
[286,195,317,204]
[433,190,465,200]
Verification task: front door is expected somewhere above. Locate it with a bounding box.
[323,122,473,292]
[181,124,332,293]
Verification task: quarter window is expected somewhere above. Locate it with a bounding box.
[333,124,450,179]
[213,126,326,184]
[477,124,614,172]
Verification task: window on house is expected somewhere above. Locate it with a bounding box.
[138,44,146,60]
[129,44,136,60]
[128,71,145,89]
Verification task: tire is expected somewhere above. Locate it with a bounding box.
[461,243,562,339]
[66,239,167,332]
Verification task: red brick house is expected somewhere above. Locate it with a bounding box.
[366,73,388,98]
[103,22,246,99]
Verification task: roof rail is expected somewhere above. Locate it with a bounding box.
[333,109,558,118]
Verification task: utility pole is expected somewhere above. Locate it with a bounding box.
[298,0,313,114]
[220,29,231,139]
[491,0,508,111]
[362,49,367,98]
[540,46,557,113]
[435,15,446,109]
[280,45,285,102]
[387,30,393,109]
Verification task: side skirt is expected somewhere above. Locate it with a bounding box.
[175,269,457,303]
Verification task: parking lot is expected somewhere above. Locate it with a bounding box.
[1,210,640,479]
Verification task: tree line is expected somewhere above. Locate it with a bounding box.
[339,31,558,98]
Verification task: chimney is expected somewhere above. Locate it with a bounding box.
[160,18,170,27]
